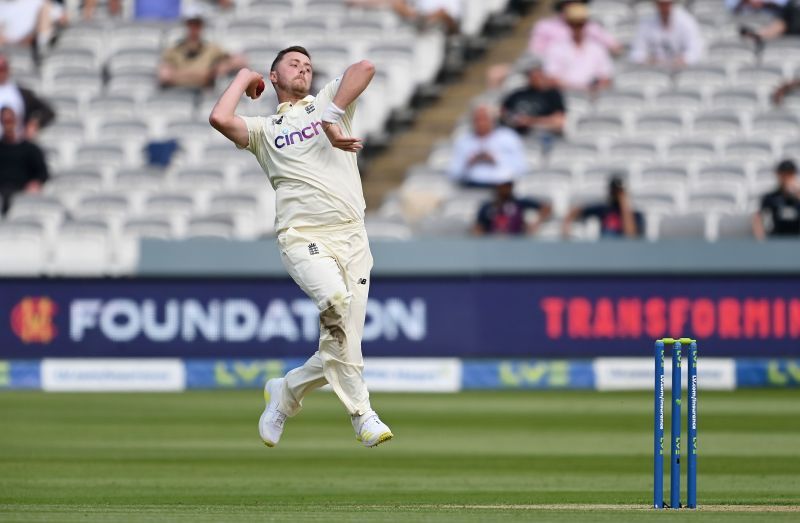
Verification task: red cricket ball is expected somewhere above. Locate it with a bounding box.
[256,79,265,96]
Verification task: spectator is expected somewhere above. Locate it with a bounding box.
[772,77,800,105]
[447,104,528,188]
[529,0,620,57]
[544,3,614,93]
[82,0,234,20]
[500,57,565,141]
[158,6,246,90]
[739,0,800,43]
[629,0,705,68]
[753,159,800,239]
[562,176,644,239]
[0,52,56,140]
[349,0,462,34]
[0,106,49,215]
[0,0,67,51]
[473,179,552,236]
[727,0,787,17]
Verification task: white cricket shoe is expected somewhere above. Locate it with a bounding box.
[352,410,393,448]
[259,378,288,447]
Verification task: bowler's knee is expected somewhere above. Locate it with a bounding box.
[320,292,351,347]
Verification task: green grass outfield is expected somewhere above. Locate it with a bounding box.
[1,389,798,522]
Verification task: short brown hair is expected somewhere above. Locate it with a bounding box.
[271,46,311,72]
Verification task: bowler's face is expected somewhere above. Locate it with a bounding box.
[271,52,313,96]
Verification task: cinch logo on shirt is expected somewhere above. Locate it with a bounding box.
[274,121,324,149]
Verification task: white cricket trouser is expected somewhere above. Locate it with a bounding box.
[276,221,373,417]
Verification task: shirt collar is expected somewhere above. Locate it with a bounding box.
[276,95,315,114]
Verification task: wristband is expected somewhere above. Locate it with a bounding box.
[321,102,345,124]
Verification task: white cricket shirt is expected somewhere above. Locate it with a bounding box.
[238,78,364,232]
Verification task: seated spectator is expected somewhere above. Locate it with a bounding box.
[0,107,49,215]
[158,6,246,90]
[752,159,800,239]
[82,0,233,20]
[0,0,66,51]
[630,0,705,68]
[500,57,565,142]
[529,0,620,57]
[0,52,56,140]
[473,179,552,236]
[544,3,614,93]
[447,104,528,188]
[740,0,800,43]
[349,0,461,34]
[727,0,787,17]
[772,77,800,105]
[562,176,644,239]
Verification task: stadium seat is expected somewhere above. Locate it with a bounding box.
[122,217,174,240]
[614,67,671,96]
[6,195,66,241]
[751,112,800,138]
[107,48,160,76]
[651,89,704,113]
[722,140,775,164]
[667,139,717,163]
[208,192,265,238]
[716,212,755,240]
[634,112,685,139]
[595,89,649,114]
[582,163,631,185]
[48,94,82,120]
[608,140,659,163]
[364,218,414,241]
[631,183,684,215]
[74,144,130,174]
[707,40,756,68]
[109,22,165,55]
[46,71,103,102]
[573,113,626,139]
[687,182,745,213]
[548,141,602,165]
[675,65,728,94]
[0,222,47,276]
[639,163,691,186]
[691,111,743,137]
[107,72,159,102]
[710,87,760,112]
[186,214,238,239]
[695,167,749,200]
[48,220,112,276]
[41,47,100,84]
[655,213,709,240]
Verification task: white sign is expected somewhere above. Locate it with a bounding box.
[593,357,736,391]
[68,298,426,344]
[42,359,186,392]
[362,358,462,392]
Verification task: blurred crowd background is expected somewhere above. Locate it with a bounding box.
[1,0,799,276]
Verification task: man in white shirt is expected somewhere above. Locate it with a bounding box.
[448,104,529,187]
[209,46,393,449]
[0,0,65,49]
[349,0,461,33]
[543,2,614,93]
[630,0,705,68]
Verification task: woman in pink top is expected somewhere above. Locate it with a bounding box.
[543,3,614,92]
[529,0,621,57]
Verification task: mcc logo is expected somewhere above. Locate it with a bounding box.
[10,297,58,344]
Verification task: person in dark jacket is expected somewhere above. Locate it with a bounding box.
[0,52,56,140]
[0,106,49,215]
